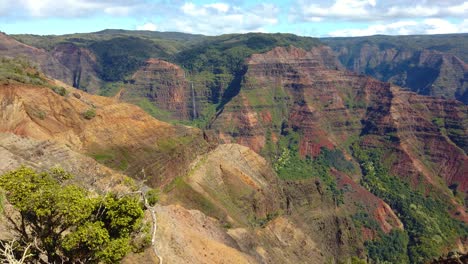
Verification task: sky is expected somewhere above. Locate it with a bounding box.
[0,0,467,37]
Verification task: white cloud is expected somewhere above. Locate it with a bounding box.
[158,2,279,35]
[292,0,468,22]
[205,3,230,13]
[446,2,468,16]
[328,18,467,37]
[181,2,208,16]
[136,22,157,31]
[2,0,144,18]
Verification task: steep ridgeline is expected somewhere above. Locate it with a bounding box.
[0,33,102,92]
[5,32,323,123]
[210,46,468,263]
[2,31,468,263]
[159,143,405,263]
[125,58,190,120]
[0,81,214,187]
[0,61,393,263]
[322,34,468,104]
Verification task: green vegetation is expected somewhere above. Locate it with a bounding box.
[145,189,160,206]
[134,98,173,122]
[0,57,47,86]
[83,107,96,120]
[50,85,68,96]
[90,148,130,171]
[90,37,170,81]
[366,230,410,263]
[176,33,320,74]
[273,131,353,204]
[0,167,147,263]
[99,82,123,97]
[322,33,468,63]
[352,211,410,263]
[351,142,468,263]
[13,30,198,85]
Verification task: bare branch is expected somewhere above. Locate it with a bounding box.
[0,238,33,264]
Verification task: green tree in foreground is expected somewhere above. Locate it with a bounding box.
[0,167,147,263]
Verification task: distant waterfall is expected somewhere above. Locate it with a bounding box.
[191,82,197,119]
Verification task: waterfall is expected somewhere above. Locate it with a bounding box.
[191,82,197,119]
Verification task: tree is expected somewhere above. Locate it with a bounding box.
[0,167,147,263]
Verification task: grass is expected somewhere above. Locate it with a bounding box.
[134,98,174,122]
[0,57,47,86]
[89,148,130,171]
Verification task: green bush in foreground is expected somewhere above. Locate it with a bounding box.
[0,167,147,263]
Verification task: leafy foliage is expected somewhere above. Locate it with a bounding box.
[366,230,410,263]
[145,189,160,206]
[0,167,146,263]
[273,131,347,204]
[175,33,320,75]
[89,37,170,81]
[351,142,468,263]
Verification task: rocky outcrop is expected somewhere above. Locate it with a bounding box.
[51,43,102,92]
[163,144,366,262]
[325,40,468,103]
[212,46,372,156]
[0,33,72,84]
[0,33,103,92]
[211,45,467,224]
[127,59,190,120]
[0,82,214,187]
[388,87,467,196]
[0,133,129,192]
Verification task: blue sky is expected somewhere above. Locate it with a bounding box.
[0,0,467,37]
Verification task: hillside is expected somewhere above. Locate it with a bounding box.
[0,63,374,263]
[322,34,468,103]
[0,31,467,263]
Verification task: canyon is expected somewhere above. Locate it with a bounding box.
[0,31,466,263]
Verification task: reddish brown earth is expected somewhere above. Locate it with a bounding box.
[0,82,213,187]
[0,33,72,83]
[126,58,190,120]
[210,45,467,222]
[0,33,102,92]
[1,34,467,262]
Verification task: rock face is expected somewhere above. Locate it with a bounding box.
[51,42,102,92]
[0,82,213,187]
[323,39,468,103]
[162,144,366,262]
[0,33,72,84]
[212,46,376,156]
[0,33,102,92]
[127,59,190,120]
[0,133,129,192]
[2,32,467,262]
[211,45,467,220]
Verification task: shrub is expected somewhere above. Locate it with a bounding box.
[146,189,159,206]
[83,108,96,119]
[50,86,68,96]
[0,167,147,263]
